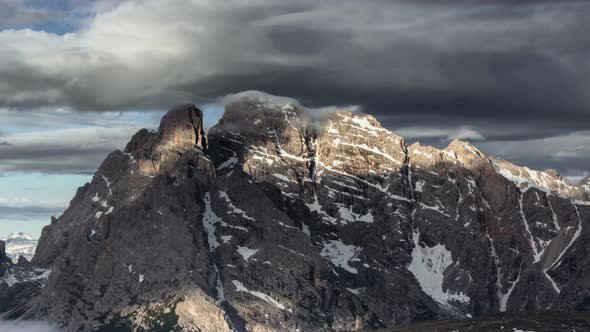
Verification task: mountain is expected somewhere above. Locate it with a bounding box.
[2,233,38,262]
[577,176,590,201]
[0,238,51,317]
[384,311,590,331]
[0,102,588,331]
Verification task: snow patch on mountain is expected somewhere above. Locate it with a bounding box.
[337,205,374,223]
[219,191,255,221]
[202,193,222,250]
[1,267,51,287]
[232,280,292,312]
[320,239,362,274]
[306,196,338,224]
[236,246,258,261]
[407,231,470,307]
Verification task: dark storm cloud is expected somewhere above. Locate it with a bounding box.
[164,1,590,143]
[0,109,145,173]
[0,0,589,177]
[0,125,140,173]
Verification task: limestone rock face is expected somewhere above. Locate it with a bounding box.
[1,101,589,331]
[491,157,583,198]
[158,103,207,150]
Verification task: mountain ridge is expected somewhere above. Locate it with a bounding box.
[0,101,588,331]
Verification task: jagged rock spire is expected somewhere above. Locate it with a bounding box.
[158,104,207,151]
[124,104,213,177]
[0,240,9,277]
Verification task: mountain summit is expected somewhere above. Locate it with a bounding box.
[1,102,589,331]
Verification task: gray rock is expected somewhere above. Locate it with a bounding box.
[0,240,9,277]
[1,101,589,331]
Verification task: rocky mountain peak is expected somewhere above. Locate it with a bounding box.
[1,102,589,332]
[490,156,580,198]
[544,169,561,178]
[0,241,8,262]
[577,176,590,200]
[124,104,212,177]
[158,103,207,150]
[445,139,485,158]
[5,232,35,241]
[222,100,307,143]
[0,240,10,277]
[577,176,590,188]
[406,139,489,176]
[332,110,384,129]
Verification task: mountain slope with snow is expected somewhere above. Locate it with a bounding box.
[2,233,38,262]
[0,102,588,332]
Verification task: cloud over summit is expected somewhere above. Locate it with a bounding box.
[1,1,589,122]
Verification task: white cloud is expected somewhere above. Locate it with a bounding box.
[0,197,67,210]
[395,126,484,141]
[3,126,138,151]
[447,127,485,141]
[0,321,59,332]
[395,127,456,140]
[219,90,300,107]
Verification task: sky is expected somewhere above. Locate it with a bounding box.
[1,0,589,238]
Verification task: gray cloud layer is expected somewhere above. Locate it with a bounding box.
[0,0,589,177]
[0,321,59,332]
[0,109,147,173]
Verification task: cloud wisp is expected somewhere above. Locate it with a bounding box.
[0,321,60,332]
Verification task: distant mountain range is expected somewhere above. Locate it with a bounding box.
[1,233,37,262]
[0,101,588,331]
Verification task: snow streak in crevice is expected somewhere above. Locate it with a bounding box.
[548,201,583,271]
[517,191,542,263]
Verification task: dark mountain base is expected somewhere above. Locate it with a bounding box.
[382,311,590,332]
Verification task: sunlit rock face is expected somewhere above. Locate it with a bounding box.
[158,104,207,149]
[1,101,589,331]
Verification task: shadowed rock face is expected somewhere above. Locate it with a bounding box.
[0,241,9,277]
[1,102,589,331]
[383,311,590,332]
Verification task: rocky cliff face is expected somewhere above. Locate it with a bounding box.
[1,101,588,331]
[577,176,590,201]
